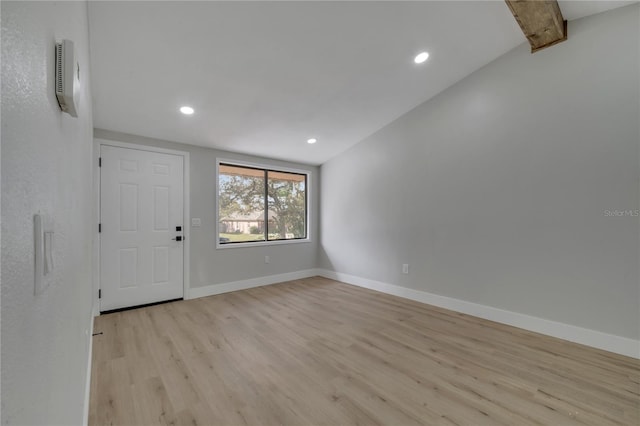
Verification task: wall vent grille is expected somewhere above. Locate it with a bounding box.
[55,42,64,97]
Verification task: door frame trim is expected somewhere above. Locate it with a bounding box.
[93,138,191,315]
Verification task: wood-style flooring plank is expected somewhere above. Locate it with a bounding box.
[89,277,639,426]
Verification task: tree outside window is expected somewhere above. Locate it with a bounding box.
[218,163,307,244]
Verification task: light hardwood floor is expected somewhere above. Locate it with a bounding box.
[90,277,639,425]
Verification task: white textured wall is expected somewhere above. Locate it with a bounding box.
[1,1,94,424]
[320,5,640,340]
[94,129,319,290]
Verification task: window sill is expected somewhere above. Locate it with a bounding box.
[216,238,312,250]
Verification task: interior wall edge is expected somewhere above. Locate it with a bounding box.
[82,314,95,426]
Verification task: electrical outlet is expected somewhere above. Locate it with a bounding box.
[265,255,270,264]
[402,264,409,274]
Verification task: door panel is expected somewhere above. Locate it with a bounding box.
[100,145,184,311]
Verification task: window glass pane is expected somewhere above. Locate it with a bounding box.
[218,164,266,243]
[267,171,306,240]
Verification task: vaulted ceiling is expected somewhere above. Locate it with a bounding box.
[88,1,635,165]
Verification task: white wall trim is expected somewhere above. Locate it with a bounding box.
[82,314,95,426]
[317,269,640,359]
[92,139,101,317]
[188,269,320,299]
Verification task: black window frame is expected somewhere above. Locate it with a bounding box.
[217,161,309,246]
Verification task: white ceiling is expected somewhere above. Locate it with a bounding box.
[88,1,635,165]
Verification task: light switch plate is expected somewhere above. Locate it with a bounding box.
[34,214,54,295]
[191,218,201,227]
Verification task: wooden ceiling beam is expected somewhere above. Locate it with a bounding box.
[505,0,567,53]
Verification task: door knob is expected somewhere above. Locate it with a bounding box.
[172,236,184,241]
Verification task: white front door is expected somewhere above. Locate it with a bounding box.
[100,145,184,311]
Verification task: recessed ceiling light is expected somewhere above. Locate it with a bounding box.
[180,106,194,115]
[414,51,429,64]
[307,138,317,144]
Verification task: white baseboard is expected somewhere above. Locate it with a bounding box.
[83,313,95,426]
[188,269,320,299]
[317,269,640,359]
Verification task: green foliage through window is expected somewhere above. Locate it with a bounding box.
[218,163,307,244]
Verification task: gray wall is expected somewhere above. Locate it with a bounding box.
[1,1,95,424]
[94,129,319,289]
[319,5,640,340]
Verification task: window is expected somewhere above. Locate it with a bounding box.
[218,162,308,245]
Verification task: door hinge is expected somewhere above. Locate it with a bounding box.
[98,223,101,233]
[98,157,102,167]
[98,289,102,299]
